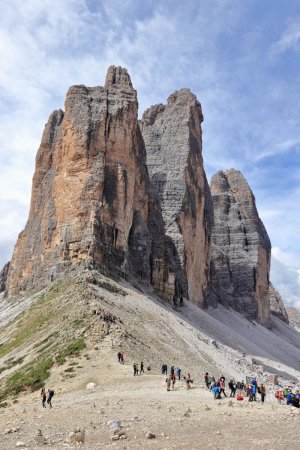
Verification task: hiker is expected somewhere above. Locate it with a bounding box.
[251,380,257,401]
[171,375,176,390]
[286,390,293,405]
[204,372,209,389]
[228,379,236,397]
[170,366,175,377]
[260,383,266,403]
[47,389,54,408]
[166,376,171,392]
[220,378,227,397]
[184,373,193,390]
[133,363,138,376]
[161,364,167,375]
[140,362,144,374]
[292,390,300,408]
[120,352,124,364]
[41,388,46,408]
[117,352,121,363]
[212,385,221,399]
[176,367,181,380]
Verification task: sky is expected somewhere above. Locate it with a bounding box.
[0,0,299,309]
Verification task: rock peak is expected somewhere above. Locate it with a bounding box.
[104,65,133,89]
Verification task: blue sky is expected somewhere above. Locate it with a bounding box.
[0,0,299,308]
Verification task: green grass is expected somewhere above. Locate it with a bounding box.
[0,356,54,401]
[0,356,25,375]
[0,285,64,359]
[56,338,86,366]
[0,402,8,408]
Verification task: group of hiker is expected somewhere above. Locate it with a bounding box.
[163,365,193,391]
[40,388,55,408]
[92,308,116,323]
[133,361,144,375]
[275,388,300,407]
[205,372,266,402]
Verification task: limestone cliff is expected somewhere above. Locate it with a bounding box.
[140,89,213,307]
[210,169,271,323]
[6,67,174,300]
[0,262,10,293]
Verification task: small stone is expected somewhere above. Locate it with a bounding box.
[16,442,25,448]
[146,431,156,439]
[216,431,221,435]
[86,382,96,391]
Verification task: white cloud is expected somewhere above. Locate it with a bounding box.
[271,253,300,310]
[270,18,300,55]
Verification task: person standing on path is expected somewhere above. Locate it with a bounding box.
[166,376,171,391]
[47,389,54,408]
[204,372,209,389]
[41,388,46,408]
[260,384,266,403]
[220,379,227,397]
[140,362,144,374]
[133,363,137,376]
[176,367,181,380]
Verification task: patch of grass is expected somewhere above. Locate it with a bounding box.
[33,332,58,349]
[0,356,25,374]
[56,338,86,366]
[0,356,54,401]
[0,402,8,408]
[0,284,64,359]
[72,319,84,329]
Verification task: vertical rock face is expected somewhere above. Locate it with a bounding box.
[140,89,213,307]
[210,169,271,323]
[6,67,171,299]
[269,282,289,323]
[0,262,10,293]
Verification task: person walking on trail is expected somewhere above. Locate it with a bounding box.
[41,388,46,408]
[260,384,266,403]
[204,372,209,389]
[170,366,175,377]
[120,352,124,364]
[47,389,54,408]
[117,352,121,363]
[184,373,192,390]
[171,375,176,390]
[140,362,144,374]
[176,367,181,380]
[133,363,138,376]
[229,379,236,397]
[166,376,171,392]
[220,378,227,397]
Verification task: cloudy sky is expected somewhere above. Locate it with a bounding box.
[0,0,299,308]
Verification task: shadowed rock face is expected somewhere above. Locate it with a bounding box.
[6,66,175,300]
[0,262,10,293]
[140,89,214,307]
[210,169,271,324]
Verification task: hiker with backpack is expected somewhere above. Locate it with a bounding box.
[47,389,54,408]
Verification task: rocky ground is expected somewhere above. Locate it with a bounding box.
[1,360,300,449]
[1,271,300,449]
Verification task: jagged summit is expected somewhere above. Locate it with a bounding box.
[2,66,288,326]
[104,65,133,89]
